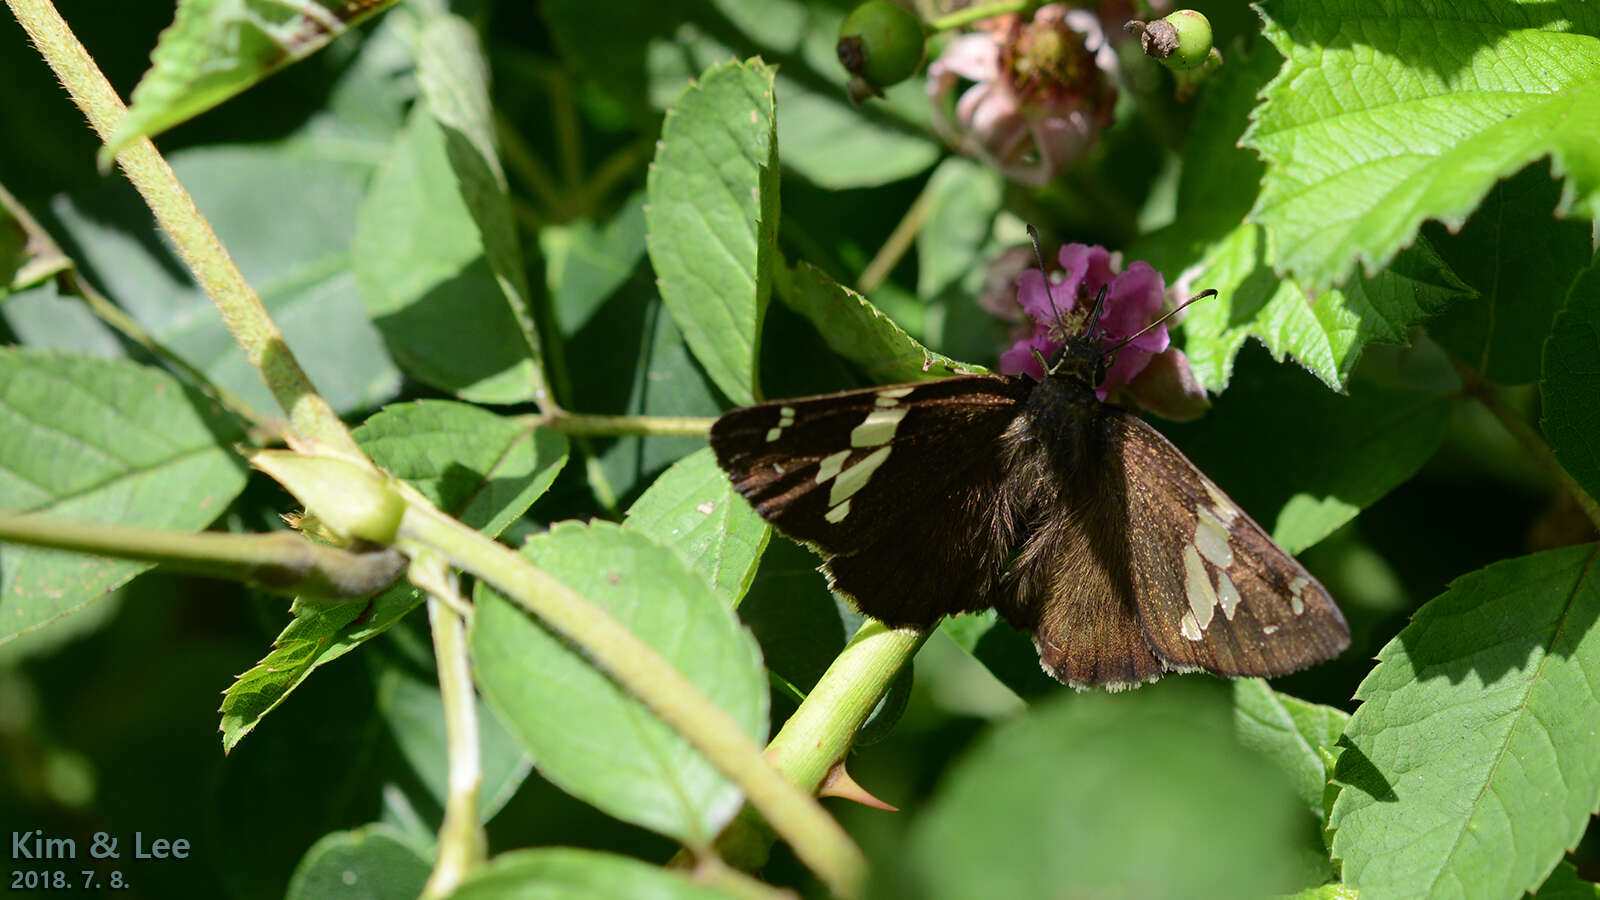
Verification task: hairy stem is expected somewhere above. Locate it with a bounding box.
[7,0,360,457]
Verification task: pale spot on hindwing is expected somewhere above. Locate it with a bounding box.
[1195,506,1233,568]
[1215,569,1241,620]
[1180,610,1202,641]
[850,406,908,447]
[1201,480,1239,523]
[1288,576,1309,615]
[1182,545,1216,635]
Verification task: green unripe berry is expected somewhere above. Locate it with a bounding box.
[838,1,925,93]
[1128,9,1214,72]
[1161,10,1213,71]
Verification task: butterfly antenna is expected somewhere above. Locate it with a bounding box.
[1102,289,1218,356]
[1025,225,1069,334]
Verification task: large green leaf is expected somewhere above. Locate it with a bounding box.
[622,447,770,608]
[1232,679,1349,828]
[470,521,768,849]
[645,59,778,405]
[104,0,399,160]
[896,684,1317,899]
[1330,545,1600,900]
[1244,0,1600,289]
[1135,44,1472,391]
[0,350,247,642]
[1541,255,1600,507]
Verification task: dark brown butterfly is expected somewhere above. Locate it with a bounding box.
[710,272,1348,689]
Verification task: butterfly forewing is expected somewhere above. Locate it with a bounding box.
[710,375,1029,624]
[1115,413,1350,676]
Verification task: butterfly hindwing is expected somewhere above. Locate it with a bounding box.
[1114,412,1350,677]
[710,375,1030,625]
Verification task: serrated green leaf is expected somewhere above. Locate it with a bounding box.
[645,59,779,405]
[219,401,567,750]
[1330,545,1600,900]
[356,401,569,539]
[446,847,734,899]
[897,684,1316,899]
[779,262,986,384]
[1244,0,1600,289]
[1427,163,1595,383]
[353,109,542,404]
[1136,44,1472,391]
[103,0,399,161]
[469,521,768,848]
[1541,255,1600,506]
[285,823,431,900]
[622,447,770,607]
[0,350,247,642]
[1232,679,1349,827]
[1163,347,1454,554]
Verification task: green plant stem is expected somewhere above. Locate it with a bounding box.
[0,511,405,598]
[531,410,715,437]
[927,0,1033,32]
[767,620,927,790]
[0,182,271,430]
[1449,355,1600,532]
[396,500,867,898]
[857,178,939,296]
[412,553,487,898]
[692,621,926,870]
[6,0,361,459]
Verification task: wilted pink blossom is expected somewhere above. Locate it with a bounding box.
[927,5,1118,186]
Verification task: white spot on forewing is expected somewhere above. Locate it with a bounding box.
[816,449,850,483]
[828,445,892,506]
[1202,481,1239,524]
[850,407,908,447]
[878,387,914,399]
[1288,575,1309,615]
[779,406,796,418]
[1183,545,1216,631]
[1215,570,1241,620]
[824,499,851,522]
[1195,507,1233,568]
[1180,610,1202,641]
[765,427,782,442]
[1262,624,1280,635]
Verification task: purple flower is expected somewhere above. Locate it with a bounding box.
[994,243,1209,420]
[927,5,1118,187]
